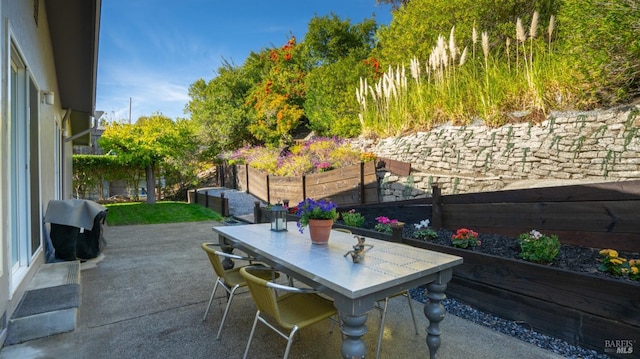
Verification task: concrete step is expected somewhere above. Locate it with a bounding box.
[5,261,81,345]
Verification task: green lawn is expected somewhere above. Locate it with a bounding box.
[104,201,224,226]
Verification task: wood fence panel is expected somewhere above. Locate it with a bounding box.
[442,201,640,234]
[306,164,365,206]
[362,161,378,204]
[235,165,247,191]
[269,176,304,204]
[376,157,411,176]
[405,239,639,328]
[443,180,640,204]
[208,195,229,217]
[196,192,207,205]
[247,166,268,203]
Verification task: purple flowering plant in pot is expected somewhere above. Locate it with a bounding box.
[295,198,339,233]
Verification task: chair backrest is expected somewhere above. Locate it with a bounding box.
[240,267,281,320]
[201,243,226,278]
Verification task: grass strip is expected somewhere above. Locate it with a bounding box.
[104,201,224,226]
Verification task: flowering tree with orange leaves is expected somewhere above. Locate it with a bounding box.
[247,36,308,146]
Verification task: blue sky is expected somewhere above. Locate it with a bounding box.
[96,0,393,122]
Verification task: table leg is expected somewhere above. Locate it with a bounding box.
[340,312,368,358]
[424,282,447,359]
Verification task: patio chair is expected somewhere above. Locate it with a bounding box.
[239,266,338,359]
[375,290,419,359]
[201,242,272,340]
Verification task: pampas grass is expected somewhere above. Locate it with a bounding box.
[356,12,575,135]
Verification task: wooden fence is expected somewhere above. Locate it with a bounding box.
[219,161,379,207]
[430,180,640,252]
[187,190,229,217]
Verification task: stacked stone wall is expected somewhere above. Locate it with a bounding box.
[352,105,640,201]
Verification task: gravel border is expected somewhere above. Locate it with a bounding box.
[409,289,612,359]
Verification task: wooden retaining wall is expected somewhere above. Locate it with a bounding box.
[230,161,379,207]
[431,180,640,252]
[187,190,229,217]
[403,238,639,358]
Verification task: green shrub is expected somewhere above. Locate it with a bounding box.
[518,230,561,263]
[341,210,365,227]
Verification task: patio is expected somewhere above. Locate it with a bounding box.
[0,221,564,359]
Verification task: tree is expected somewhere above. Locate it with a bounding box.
[302,14,380,137]
[376,0,411,10]
[186,60,255,157]
[303,13,377,66]
[245,36,308,147]
[98,114,197,204]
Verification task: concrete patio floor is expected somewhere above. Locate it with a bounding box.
[0,221,566,359]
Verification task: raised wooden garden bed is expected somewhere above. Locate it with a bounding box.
[262,216,638,358]
[401,237,639,358]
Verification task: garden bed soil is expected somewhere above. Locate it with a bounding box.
[349,205,640,283]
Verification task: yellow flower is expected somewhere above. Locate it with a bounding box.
[631,267,639,275]
[629,259,639,266]
[610,258,626,265]
[609,250,619,258]
[621,268,629,274]
[599,248,611,255]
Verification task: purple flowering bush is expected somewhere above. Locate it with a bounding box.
[219,137,363,177]
[295,198,339,233]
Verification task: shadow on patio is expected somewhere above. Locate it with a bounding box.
[0,222,564,359]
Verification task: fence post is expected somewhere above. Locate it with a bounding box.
[360,162,365,205]
[302,175,306,200]
[245,164,250,194]
[431,184,442,229]
[253,201,262,223]
[194,189,199,205]
[219,164,225,188]
[232,165,237,190]
[205,189,209,209]
[266,175,271,204]
[220,192,228,217]
[391,222,404,243]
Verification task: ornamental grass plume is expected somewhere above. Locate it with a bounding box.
[516,17,526,70]
[449,26,457,64]
[481,32,489,60]
[410,56,421,81]
[548,15,556,53]
[516,18,526,43]
[529,11,539,39]
[459,46,468,66]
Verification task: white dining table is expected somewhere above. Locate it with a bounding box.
[212,222,463,359]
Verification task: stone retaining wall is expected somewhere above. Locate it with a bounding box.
[352,105,640,200]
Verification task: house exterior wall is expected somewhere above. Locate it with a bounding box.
[0,0,70,343]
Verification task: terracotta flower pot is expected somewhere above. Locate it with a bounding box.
[308,219,333,245]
